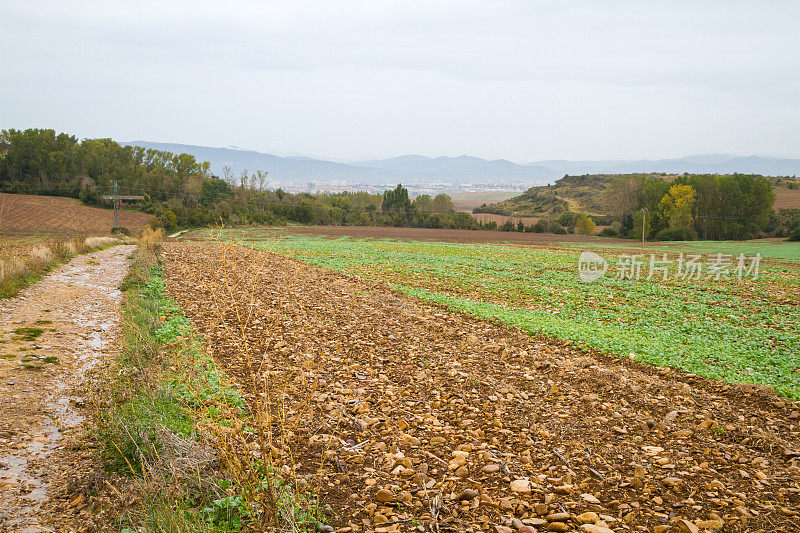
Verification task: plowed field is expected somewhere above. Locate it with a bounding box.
[0,193,152,237]
[164,242,800,532]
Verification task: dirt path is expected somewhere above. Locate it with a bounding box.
[165,242,800,533]
[0,245,133,532]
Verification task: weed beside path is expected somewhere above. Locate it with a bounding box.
[98,231,328,531]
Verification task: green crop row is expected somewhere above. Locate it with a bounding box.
[208,228,800,400]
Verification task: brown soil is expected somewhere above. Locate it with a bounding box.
[0,193,152,237]
[164,242,800,533]
[470,214,540,226]
[449,192,519,213]
[0,246,134,532]
[259,225,623,245]
[774,189,800,210]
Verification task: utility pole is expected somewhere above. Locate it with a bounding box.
[102,180,144,229]
[642,207,648,243]
[113,181,118,228]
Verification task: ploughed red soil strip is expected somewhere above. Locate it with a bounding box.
[262,225,626,245]
[470,214,540,226]
[164,242,800,532]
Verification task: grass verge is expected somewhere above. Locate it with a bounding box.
[96,229,329,531]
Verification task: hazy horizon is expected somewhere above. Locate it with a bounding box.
[122,139,800,166]
[2,1,799,161]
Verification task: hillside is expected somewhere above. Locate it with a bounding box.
[475,173,799,218]
[473,173,640,217]
[0,193,152,236]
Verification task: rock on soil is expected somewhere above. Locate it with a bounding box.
[164,242,800,532]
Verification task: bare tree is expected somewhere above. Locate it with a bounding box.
[223,165,235,185]
[603,176,641,220]
[256,170,268,191]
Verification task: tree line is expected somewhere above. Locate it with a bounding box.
[0,128,480,231]
[3,129,795,240]
[601,173,797,240]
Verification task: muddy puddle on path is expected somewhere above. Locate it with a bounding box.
[0,245,133,531]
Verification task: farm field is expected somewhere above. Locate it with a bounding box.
[774,187,800,210]
[470,213,540,226]
[244,225,620,245]
[449,191,519,213]
[559,239,800,261]
[164,240,800,532]
[0,193,152,239]
[193,227,800,400]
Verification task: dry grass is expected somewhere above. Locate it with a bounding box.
[195,244,328,529]
[173,240,328,530]
[95,230,326,531]
[85,235,124,249]
[0,234,133,299]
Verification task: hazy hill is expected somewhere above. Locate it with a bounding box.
[121,141,399,184]
[473,174,622,218]
[532,155,800,177]
[122,141,800,187]
[350,155,554,182]
[475,173,800,218]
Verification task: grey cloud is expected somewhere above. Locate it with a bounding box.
[1,1,798,160]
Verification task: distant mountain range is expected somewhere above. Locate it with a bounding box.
[528,155,800,178]
[121,141,394,184]
[122,141,800,187]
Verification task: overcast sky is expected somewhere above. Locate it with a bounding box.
[1,1,799,161]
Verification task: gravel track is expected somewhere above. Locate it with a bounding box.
[0,246,133,532]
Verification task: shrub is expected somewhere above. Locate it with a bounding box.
[557,211,575,226]
[575,214,596,235]
[598,227,618,237]
[655,228,696,241]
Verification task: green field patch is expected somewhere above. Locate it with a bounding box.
[211,228,800,400]
[561,239,800,260]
